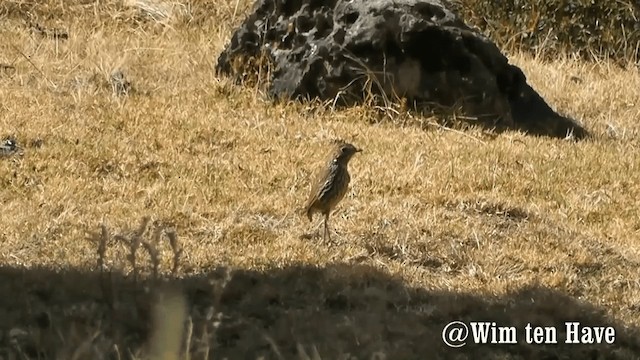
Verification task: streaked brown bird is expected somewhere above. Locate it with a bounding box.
[304,141,362,241]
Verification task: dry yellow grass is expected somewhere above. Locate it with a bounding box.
[2,0,640,358]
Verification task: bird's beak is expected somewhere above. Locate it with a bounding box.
[356,148,363,153]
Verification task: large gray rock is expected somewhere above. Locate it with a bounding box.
[216,0,588,139]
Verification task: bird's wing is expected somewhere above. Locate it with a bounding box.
[315,161,340,202]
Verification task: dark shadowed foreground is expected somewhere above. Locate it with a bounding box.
[1,263,638,359]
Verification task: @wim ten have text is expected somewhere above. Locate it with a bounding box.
[443,321,616,347]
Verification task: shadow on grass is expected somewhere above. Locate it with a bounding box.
[0,263,638,359]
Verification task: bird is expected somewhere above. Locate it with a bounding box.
[304,140,362,241]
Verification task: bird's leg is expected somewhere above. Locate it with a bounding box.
[324,213,330,242]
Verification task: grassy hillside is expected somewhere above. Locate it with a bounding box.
[1,0,640,358]
[458,0,640,64]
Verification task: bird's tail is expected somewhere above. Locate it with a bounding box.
[301,203,313,222]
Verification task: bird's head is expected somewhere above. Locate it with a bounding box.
[332,141,362,164]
